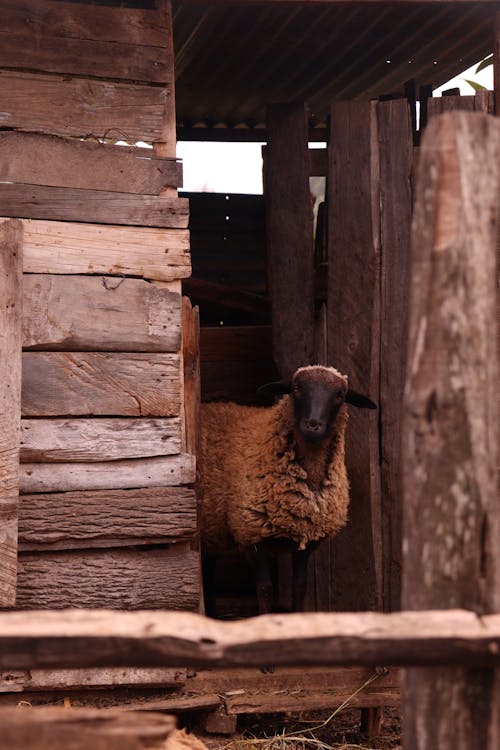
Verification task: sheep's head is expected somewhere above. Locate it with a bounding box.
[260,365,376,444]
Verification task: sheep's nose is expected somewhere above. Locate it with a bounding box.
[306,419,322,431]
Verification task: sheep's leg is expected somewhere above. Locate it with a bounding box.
[291,543,316,612]
[253,542,274,614]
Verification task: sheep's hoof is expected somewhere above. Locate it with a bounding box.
[260,664,275,674]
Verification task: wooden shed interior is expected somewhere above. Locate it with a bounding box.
[0,0,498,740]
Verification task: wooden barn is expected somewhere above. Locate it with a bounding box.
[0,1,498,748]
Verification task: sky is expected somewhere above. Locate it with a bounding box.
[177,59,494,195]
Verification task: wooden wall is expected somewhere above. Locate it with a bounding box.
[0,0,201,611]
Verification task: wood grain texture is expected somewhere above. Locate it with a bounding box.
[0,71,166,142]
[402,112,500,750]
[21,219,191,280]
[23,275,182,352]
[0,133,181,193]
[22,352,181,417]
[18,486,197,551]
[0,218,23,606]
[0,707,184,750]
[19,454,195,494]
[20,418,182,463]
[325,101,381,611]
[377,99,413,612]
[0,667,185,692]
[0,609,499,670]
[265,103,315,380]
[182,298,201,459]
[0,184,189,228]
[19,487,196,552]
[16,545,201,611]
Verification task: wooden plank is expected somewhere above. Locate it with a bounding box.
[20,418,182,462]
[22,352,181,417]
[0,71,167,142]
[0,133,181,193]
[378,99,413,612]
[152,0,177,160]
[309,147,328,177]
[402,112,500,750]
[0,185,190,229]
[0,218,23,607]
[16,544,201,610]
[18,486,197,552]
[225,687,399,714]
[0,707,184,750]
[183,277,270,321]
[182,298,201,460]
[21,219,191,281]
[19,454,195,494]
[0,609,500,670]
[325,100,381,611]
[0,667,186,692]
[265,103,315,380]
[23,276,182,352]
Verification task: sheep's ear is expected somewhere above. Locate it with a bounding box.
[345,389,377,409]
[257,381,292,397]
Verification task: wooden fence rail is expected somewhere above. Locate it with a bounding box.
[0,609,499,670]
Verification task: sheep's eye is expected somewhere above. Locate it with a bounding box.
[293,384,301,397]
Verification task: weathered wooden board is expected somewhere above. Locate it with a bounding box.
[0,667,185,693]
[19,454,195,494]
[20,219,191,280]
[16,544,201,610]
[0,218,23,606]
[325,100,381,611]
[378,99,413,612]
[23,276,182,352]
[0,71,166,142]
[20,418,182,462]
[0,184,189,228]
[0,133,182,193]
[18,486,197,551]
[265,103,315,380]
[22,352,181,417]
[402,113,500,750]
[182,298,201,459]
[0,707,183,750]
[0,609,499,670]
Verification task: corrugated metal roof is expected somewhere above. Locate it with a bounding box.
[173,2,493,133]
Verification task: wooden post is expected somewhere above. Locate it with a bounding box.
[265,102,315,381]
[0,219,23,607]
[153,0,176,161]
[494,11,500,118]
[402,112,500,750]
[324,101,381,611]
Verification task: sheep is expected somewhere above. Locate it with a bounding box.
[200,364,376,615]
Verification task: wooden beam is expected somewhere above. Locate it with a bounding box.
[19,486,197,552]
[23,276,182,353]
[0,609,499,670]
[19,454,195,494]
[402,112,500,750]
[0,71,166,142]
[20,219,191,281]
[0,667,186,692]
[0,133,182,194]
[495,12,500,116]
[16,545,201,610]
[20,418,182,463]
[265,103,315,380]
[0,219,23,606]
[22,352,181,417]
[183,277,270,320]
[0,185,190,229]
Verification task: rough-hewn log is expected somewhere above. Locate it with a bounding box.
[16,544,200,611]
[18,486,197,552]
[0,185,189,228]
[22,352,181,417]
[0,133,182,193]
[0,218,23,606]
[20,219,191,281]
[402,112,500,750]
[19,454,195,494]
[23,276,182,352]
[0,609,499,670]
[265,103,315,380]
[0,667,185,693]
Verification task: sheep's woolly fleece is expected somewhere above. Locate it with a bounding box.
[200,368,350,553]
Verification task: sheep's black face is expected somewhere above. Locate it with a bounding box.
[292,374,347,444]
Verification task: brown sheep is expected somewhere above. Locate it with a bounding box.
[200,365,376,614]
